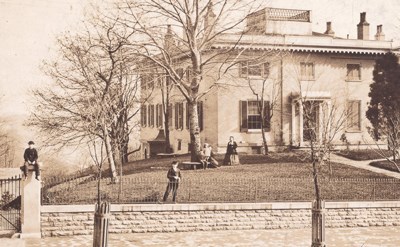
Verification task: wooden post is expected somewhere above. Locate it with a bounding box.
[311,200,326,247]
[93,202,110,247]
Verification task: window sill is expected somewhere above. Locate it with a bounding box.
[345,79,362,82]
[247,129,262,133]
[345,129,362,133]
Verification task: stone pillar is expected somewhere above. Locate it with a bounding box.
[20,166,41,239]
[311,200,326,247]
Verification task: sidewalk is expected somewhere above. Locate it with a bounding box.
[330,153,400,179]
[2,226,399,247]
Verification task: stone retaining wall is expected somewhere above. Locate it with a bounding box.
[41,201,400,237]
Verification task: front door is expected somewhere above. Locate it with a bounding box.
[303,101,320,142]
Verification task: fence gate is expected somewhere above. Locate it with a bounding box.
[0,176,21,232]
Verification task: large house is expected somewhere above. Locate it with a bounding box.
[140,7,395,158]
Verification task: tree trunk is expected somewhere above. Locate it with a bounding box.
[188,100,201,162]
[259,101,269,155]
[103,126,119,183]
[261,128,269,155]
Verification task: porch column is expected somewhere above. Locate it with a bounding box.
[20,166,41,238]
[291,101,296,145]
[299,100,304,146]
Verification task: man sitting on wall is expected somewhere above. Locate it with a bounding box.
[20,141,41,181]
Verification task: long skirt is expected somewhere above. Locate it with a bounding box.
[223,153,240,166]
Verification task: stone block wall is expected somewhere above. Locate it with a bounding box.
[41,202,400,237]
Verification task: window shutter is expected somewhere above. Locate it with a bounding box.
[198,101,203,131]
[263,101,270,132]
[240,101,248,132]
[168,104,173,128]
[155,104,159,127]
[179,103,184,130]
[175,103,179,129]
[143,105,147,127]
[186,102,190,129]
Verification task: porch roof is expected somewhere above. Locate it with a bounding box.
[291,91,331,101]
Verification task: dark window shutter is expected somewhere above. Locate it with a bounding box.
[198,101,203,131]
[175,103,179,129]
[240,101,248,132]
[179,103,184,129]
[263,101,270,132]
[186,102,190,129]
[168,104,173,128]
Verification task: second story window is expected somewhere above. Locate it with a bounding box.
[240,61,270,78]
[300,62,314,80]
[347,64,361,81]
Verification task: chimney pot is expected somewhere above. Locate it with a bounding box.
[375,24,385,41]
[357,12,370,40]
[324,21,335,37]
[360,12,366,23]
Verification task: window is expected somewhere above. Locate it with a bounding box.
[156,104,163,128]
[141,105,147,127]
[239,61,270,78]
[148,105,155,127]
[175,103,184,130]
[240,100,270,131]
[177,139,182,151]
[300,62,314,80]
[346,100,361,131]
[347,64,361,81]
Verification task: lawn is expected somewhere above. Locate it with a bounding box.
[370,160,400,173]
[335,149,393,161]
[42,152,400,205]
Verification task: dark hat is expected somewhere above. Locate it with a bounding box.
[28,141,35,145]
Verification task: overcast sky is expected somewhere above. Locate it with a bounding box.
[0,0,399,116]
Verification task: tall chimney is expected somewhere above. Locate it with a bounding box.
[324,22,335,37]
[164,25,175,51]
[357,12,369,40]
[375,25,385,41]
[204,1,216,36]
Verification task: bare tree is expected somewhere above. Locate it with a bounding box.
[246,52,286,155]
[116,0,262,160]
[29,15,141,180]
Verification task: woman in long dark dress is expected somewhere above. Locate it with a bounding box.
[223,136,240,165]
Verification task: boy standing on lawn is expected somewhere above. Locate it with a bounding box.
[163,161,181,203]
[20,141,41,181]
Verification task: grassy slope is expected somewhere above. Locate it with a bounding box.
[43,152,399,204]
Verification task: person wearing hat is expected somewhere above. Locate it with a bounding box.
[20,141,40,180]
[162,161,181,203]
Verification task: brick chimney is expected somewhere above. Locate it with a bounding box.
[357,12,369,40]
[204,0,216,36]
[164,25,175,51]
[374,25,385,41]
[324,22,335,37]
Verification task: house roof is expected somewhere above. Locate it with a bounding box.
[211,33,395,55]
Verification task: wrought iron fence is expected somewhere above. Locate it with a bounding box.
[0,176,21,231]
[41,175,400,205]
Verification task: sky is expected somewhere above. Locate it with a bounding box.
[0,0,399,116]
[0,0,399,166]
